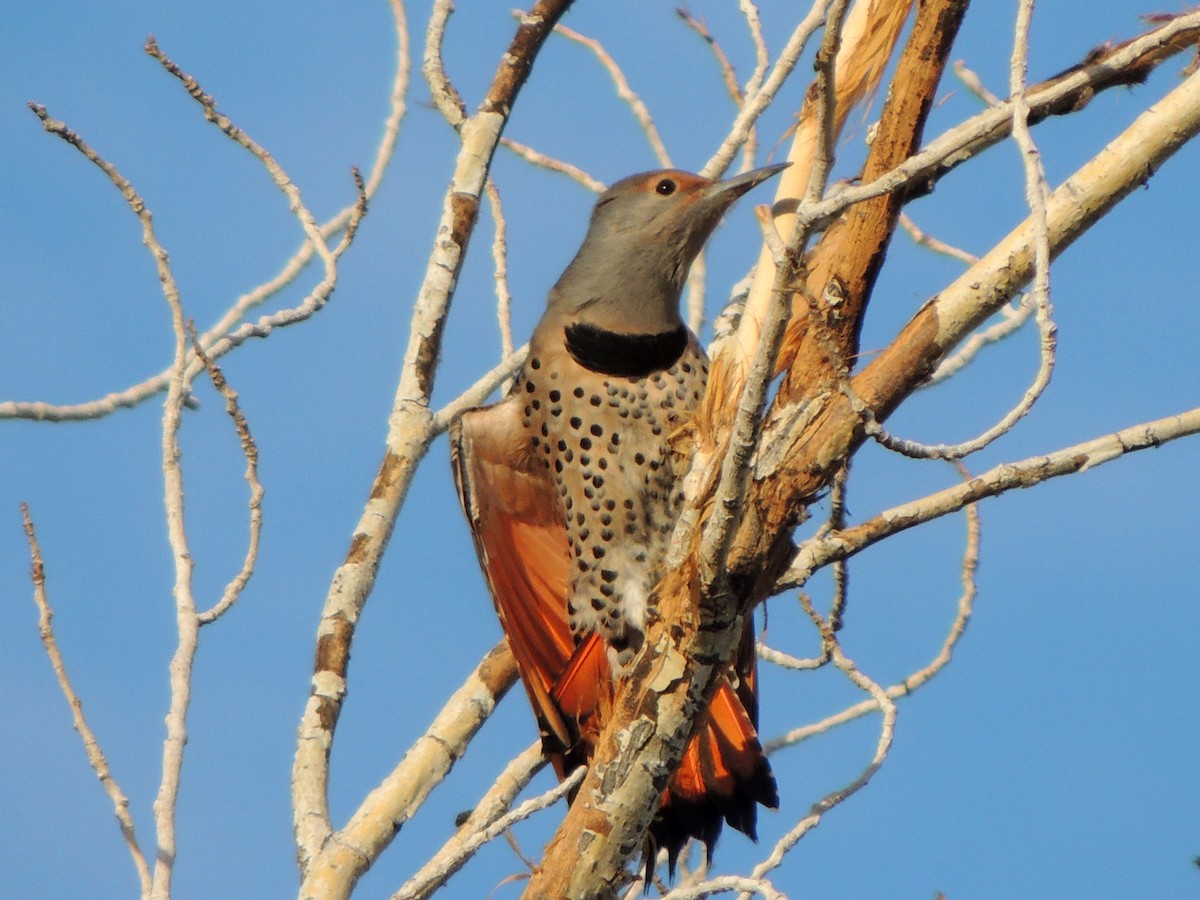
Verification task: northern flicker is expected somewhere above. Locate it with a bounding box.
[451,164,785,866]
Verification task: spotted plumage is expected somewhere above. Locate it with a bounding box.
[451,164,786,868]
[518,336,708,669]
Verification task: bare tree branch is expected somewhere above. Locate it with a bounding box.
[394,762,584,900]
[864,0,1060,460]
[779,405,1200,592]
[20,504,153,897]
[954,57,1002,106]
[395,741,546,900]
[768,465,981,754]
[188,323,265,625]
[702,0,837,178]
[664,874,786,900]
[432,346,528,434]
[423,0,467,128]
[151,151,198,900]
[297,643,518,899]
[677,6,745,105]
[744,635,895,893]
[499,137,606,192]
[484,179,516,364]
[1,1,408,423]
[552,21,672,167]
[293,7,574,887]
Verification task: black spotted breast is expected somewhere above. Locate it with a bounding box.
[517,326,708,670]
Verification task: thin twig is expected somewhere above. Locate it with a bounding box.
[146,36,342,315]
[499,137,605,192]
[802,0,850,205]
[954,58,1002,106]
[424,0,467,127]
[392,766,583,900]
[365,0,412,199]
[552,22,672,166]
[757,637,826,671]
[21,504,153,897]
[188,323,265,625]
[777,404,1200,594]
[899,211,979,265]
[151,168,199,900]
[1006,0,1056,402]
[677,6,744,103]
[734,0,771,166]
[431,345,528,434]
[744,616,896,896]
[503,830,539,877]
[3,3,404,422]
[703,0,834,177]
[394,742,546,900]
[664,874,786,900]
[686,253,709,335]
[484,179,515,365]
[923,297,1033,386]
[740,0,770,100]
[767,470,980,753]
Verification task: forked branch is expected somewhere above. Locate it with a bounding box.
[293,5,575,896]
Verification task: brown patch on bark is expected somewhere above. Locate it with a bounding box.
[315,695,339,732]
[369,450,402,501]
[315,615,353,680]
[482,0,575,116]
[476,640,521,696]
[345,532,371,565]
[447,191,477,250]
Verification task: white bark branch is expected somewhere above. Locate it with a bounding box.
[20,505,153,898]
[292,6,575,881]
[779,405,1200,591]
[395,742,546,900]
[1,0,408,422]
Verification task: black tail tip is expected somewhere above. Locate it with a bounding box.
[643,780,777,882]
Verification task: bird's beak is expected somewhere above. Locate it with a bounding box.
[675,162,791,253]
[708,162,791,203]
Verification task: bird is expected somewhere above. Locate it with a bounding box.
[451,163,786,869]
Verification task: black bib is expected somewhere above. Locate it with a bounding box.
[564,322,688,378]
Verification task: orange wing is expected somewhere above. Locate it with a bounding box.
[453,400,775,862]
[451,400,584,753]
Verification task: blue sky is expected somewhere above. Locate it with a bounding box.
[2,2,1198,898]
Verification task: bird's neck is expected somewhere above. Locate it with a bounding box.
[549,237,687,336]
[538,233,692,375]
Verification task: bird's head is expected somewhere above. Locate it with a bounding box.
[547,163,788,336]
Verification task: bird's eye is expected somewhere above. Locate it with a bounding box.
[655,178,676,196]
